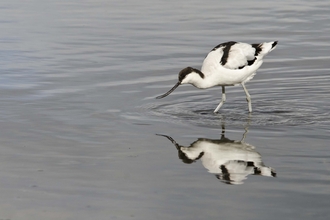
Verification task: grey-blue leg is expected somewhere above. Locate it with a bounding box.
[214,86,226,113]
[241,83,252,112]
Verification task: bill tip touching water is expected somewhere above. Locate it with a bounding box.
[156,41,278,113]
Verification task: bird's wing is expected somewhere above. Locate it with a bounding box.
[221,42,256,70]
[201,42,256,74]
[201,41,277,77]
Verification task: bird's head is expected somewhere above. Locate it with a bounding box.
[156,67,204,99]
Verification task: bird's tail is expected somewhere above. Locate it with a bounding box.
[254,41,278,58]
[268,41,278,52]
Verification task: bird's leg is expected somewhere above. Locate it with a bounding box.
[241,126,248,142]
[214,86,226,113]
[241,83,252,113]
[240,115,251,142]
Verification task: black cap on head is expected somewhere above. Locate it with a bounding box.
[178,67,204,82]
[178,67,194,82]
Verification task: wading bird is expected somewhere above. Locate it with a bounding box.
[156,41,278,113]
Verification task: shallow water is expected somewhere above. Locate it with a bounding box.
[1,0,330,219]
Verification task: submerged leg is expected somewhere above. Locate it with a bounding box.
[241,83,252,113]
[214,86,226,113]
[241,114,251,142]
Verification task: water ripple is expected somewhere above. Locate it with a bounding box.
[135,91,330,127]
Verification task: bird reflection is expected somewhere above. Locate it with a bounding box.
[157,124,276,185]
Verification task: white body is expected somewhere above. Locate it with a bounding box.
[156,41,278,112]
[182,42,276,88]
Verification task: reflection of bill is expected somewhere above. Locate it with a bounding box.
[157,127,276,185]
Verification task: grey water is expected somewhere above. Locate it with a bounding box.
[0,0,330,219]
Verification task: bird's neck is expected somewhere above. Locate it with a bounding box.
[184,68,210,89]
[189,69,217,89]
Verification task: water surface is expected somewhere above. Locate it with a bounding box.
[0,0,330,219]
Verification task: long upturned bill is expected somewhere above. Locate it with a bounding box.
[156,82,181,99]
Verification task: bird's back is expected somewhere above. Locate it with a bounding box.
[200,41,277,86]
